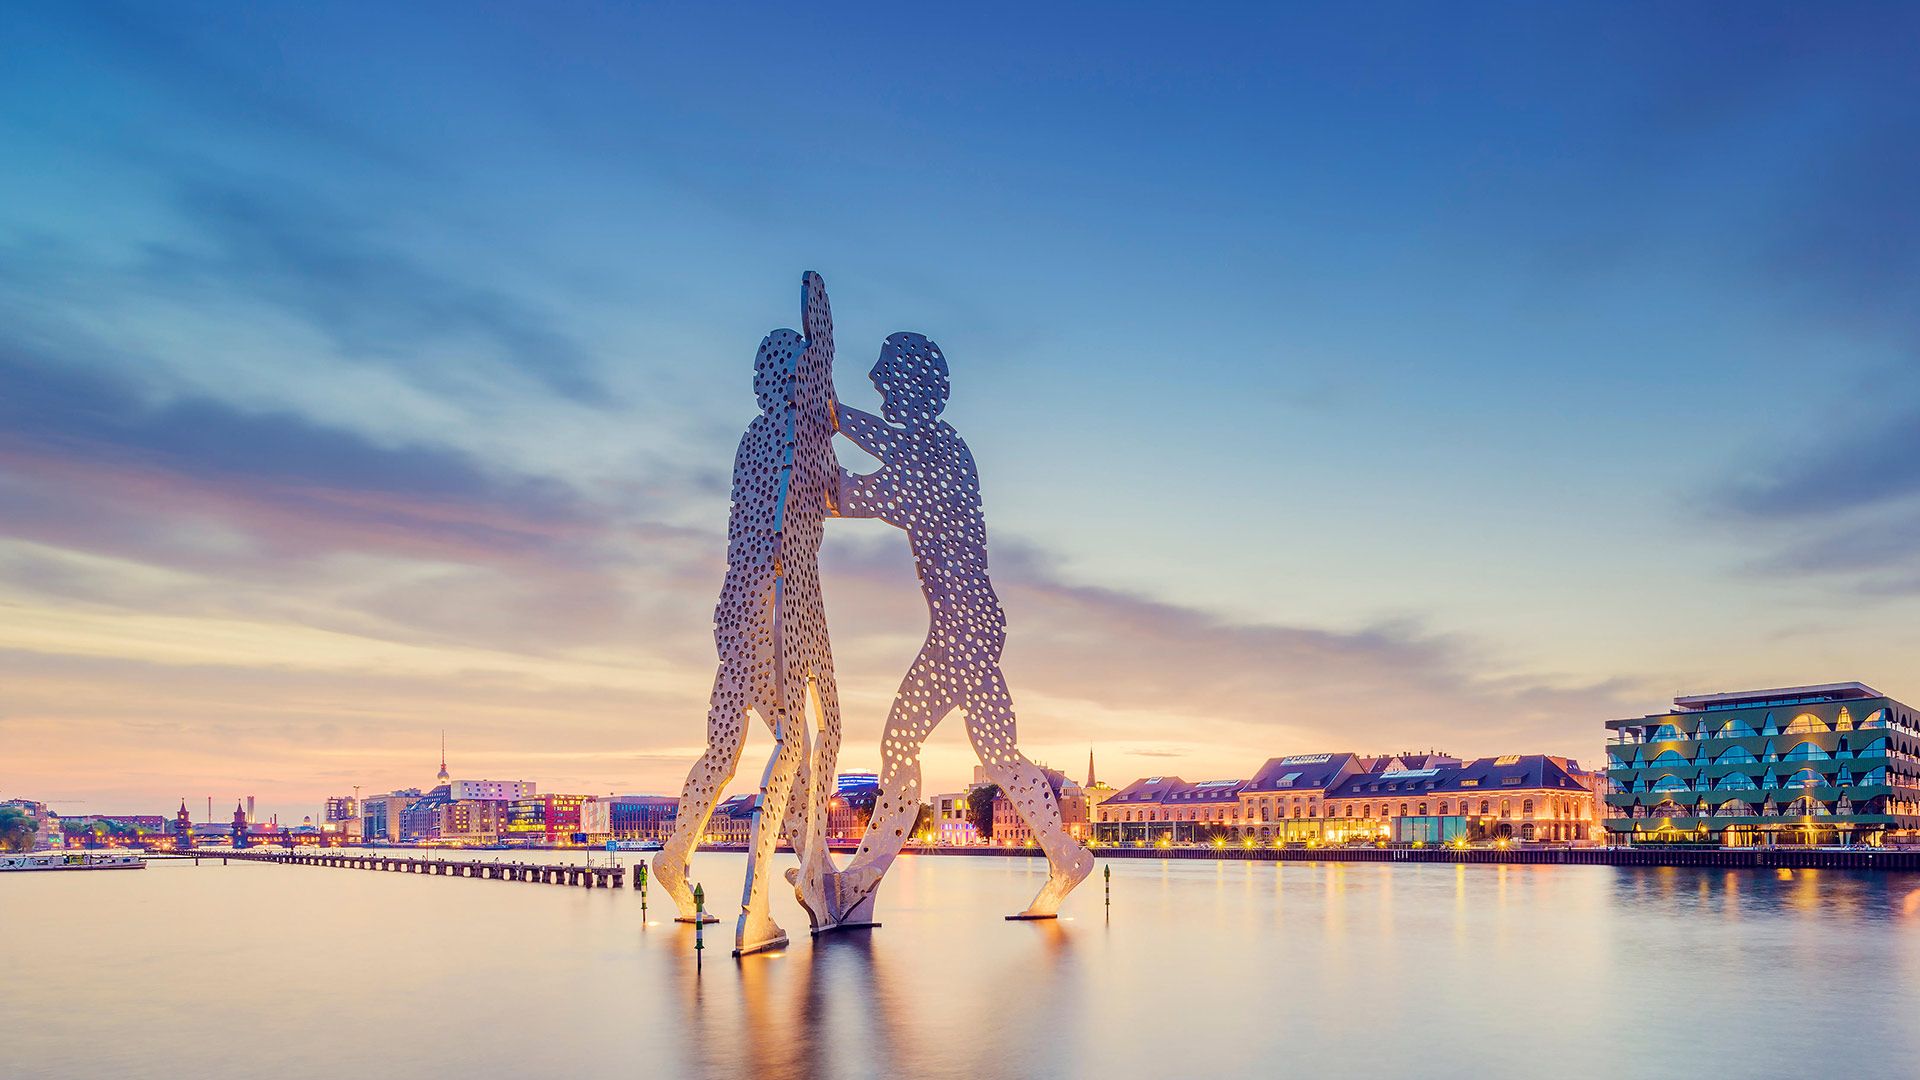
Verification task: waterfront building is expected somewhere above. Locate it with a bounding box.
[401,786,454,840]
[173,801,193,850]
[828,774,881,839]
[323,796,357,824]
[1083,751,1118,814]
[1094,775,1249,845]
[993,767,1091,845]
[606,795,679,841]
[503,793,591,845]
[1096,750,1598,846]
[1323,756,1596,843]
[231,802,250,849]
[704,794,756,844]
[579,797,611,844]
[3,799,64,850]
[438,799,506,842]
[447,779,535,801]
[1604,682,1920,847]
[359,791,421,844]
[1230,753,1376,844]
[930,791,980,845]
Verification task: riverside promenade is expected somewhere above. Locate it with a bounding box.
[912,843,1920,871]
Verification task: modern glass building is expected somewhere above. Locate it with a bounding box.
[1605,682,1920,846]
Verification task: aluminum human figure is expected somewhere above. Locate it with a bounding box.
[652,273,843,957]
[822,332,1094,925]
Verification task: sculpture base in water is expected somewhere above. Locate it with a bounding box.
[810,921,881,935]
[733,933,788,958]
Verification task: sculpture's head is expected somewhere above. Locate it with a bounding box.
[754,329,805,412]
[868,332,949,424]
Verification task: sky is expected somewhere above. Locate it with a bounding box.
[3,3,1919,821]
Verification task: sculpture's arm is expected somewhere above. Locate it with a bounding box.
[833,402,895,457]
[834,464,888,520]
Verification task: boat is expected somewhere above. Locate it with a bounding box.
[0,851,146,871]
[611,839,663,852]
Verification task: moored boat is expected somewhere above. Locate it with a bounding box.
[0,851,146,871]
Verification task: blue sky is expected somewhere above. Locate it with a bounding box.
[3,3,1918,817]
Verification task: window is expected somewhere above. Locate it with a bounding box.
[1714,746,1758,764]
[1782,742,1829,762]
[1523,800,1534,814]
[1649,749,1691,767]
[1480,801,1490,815]
[1417,802,1427,815]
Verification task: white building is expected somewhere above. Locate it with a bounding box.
[449,779,536,801]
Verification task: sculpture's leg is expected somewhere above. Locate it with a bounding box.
[737,703,807,956]
[966,667,1094,919]
[652,670,750,923]
[831,651,955,926]
[785,670,839,928]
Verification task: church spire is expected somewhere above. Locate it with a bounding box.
[1087,748,1096,790]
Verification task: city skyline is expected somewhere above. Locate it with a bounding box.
[7,4,1920,819]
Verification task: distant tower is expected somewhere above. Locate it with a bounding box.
[231,801,250,849]
[247,795,256,822]
[1087,748,1096,790]
[437,730,451,785]
[174,800,193,850]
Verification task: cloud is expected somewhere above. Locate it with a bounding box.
[1723,396,1920,521]
[1713,368,1920,589]
[136,178,606,403]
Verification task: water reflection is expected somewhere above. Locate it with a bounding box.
[7,852,1920,1080]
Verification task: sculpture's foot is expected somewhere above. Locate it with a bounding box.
[734,910,788,957]
[1013,846,1094,920]
[650,847,700,921]
[818,862,883,930]
[779,864,831,931]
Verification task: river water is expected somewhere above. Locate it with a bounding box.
[6,850,1919,1079]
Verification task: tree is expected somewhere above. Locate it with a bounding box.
[911,802,935,840]
[0,806,35,852]
[966,785,999,841]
